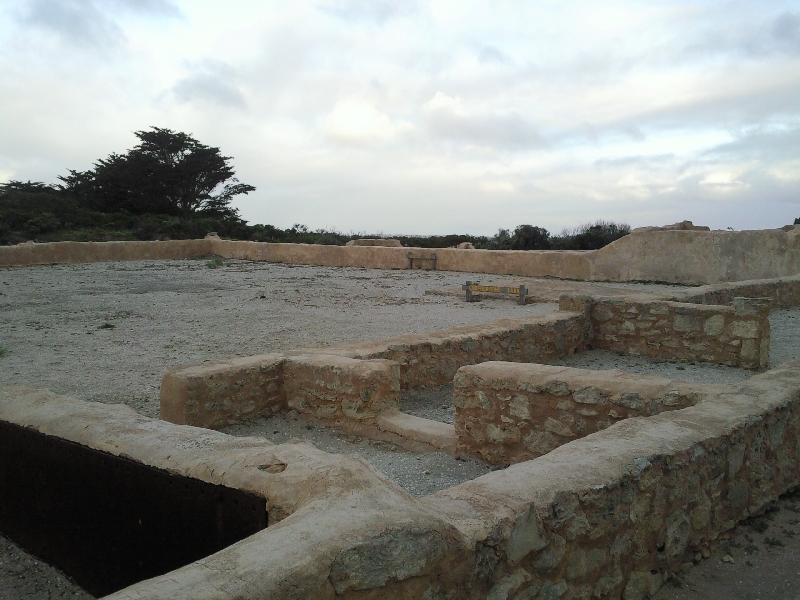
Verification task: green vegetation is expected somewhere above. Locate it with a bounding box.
[0,346,7,358]
[98,322,115,330]
[206,256,224,269]
[1,127,630,250]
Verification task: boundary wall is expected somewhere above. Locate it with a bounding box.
[3,225,800,284]
[4,362,800,599]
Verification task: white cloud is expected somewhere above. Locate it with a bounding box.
[324,101,398,144]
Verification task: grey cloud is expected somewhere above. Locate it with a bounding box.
[425,108,546,151]
[21,0,123,49]
[171,61,247,109]
[703,125,800,162]
[18,0,180,49]
[478,45,513,65]
[316,0,417,25]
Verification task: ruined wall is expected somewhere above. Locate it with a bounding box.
[453,362,711,466]
[676,274,800,308]
[588,296,771,369]
[0,239,214,267]
[6,364,800,600]
[160,312,591,428]
[425,362,800,600]
[590,226,800,284]
[4,225,799,284]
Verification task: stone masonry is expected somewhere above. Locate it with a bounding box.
[453,362,715,466]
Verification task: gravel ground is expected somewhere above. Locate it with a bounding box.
[0,259,556,418]
[2,259,800,599]
[0,533,92,600]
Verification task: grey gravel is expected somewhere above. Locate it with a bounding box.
[222,410,492,498]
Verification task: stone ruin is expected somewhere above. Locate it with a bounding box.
[2,225,800,599]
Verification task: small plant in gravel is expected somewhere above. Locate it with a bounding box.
[98,322,115,329]
[749,519,770,533]
[0,346,7,358]
[744,543,760,555]
[764,536,784,547]
[206,256,223,269]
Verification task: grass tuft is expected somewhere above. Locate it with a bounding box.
[206,255,224,269]
[98,322,115,330]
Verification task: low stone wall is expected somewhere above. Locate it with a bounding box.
[0,239,213,267]
[676,274,800,308]
[160,354,285,429]
[4,226,799,283]
[339,311,590,388]
[160,312,591,428]
[453,362,710,466]
[283,354,400,420]
[7,363,800,599]
[588,295,770,369]
[426,362,800,600]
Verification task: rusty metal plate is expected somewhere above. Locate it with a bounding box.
[0,420,267,597]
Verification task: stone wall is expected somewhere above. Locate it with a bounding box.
[675,274,800,308]
[283,354,400,421]
[4,225,799,284]
[160,312,591,428]
[6,363,800,599]
[453,362,711,466]
[587,295,771,369]
[426,362,800,600]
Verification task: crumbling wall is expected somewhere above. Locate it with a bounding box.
[160,312,591,428]
[453,362,711,466]
[6,364,800,600]
[425,362,800,600]
[587,296,770,369]
[4,225,799,284]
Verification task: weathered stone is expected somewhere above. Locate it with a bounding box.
[613,393,645,410]
[533,535,566,571]
[510,395,531,420]
[673,314,700,332]
[704,314,725,336]
[565,547,607,580]
[506,506,547,564]
[485,568,531,600]
[329,529,445,593]
[545,417,575,438]
[663,511,691,559]
[573,386,606,405]
[731,320,758,339]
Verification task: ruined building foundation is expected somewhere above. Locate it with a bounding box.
[2,226,800,599]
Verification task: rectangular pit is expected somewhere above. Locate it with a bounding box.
[0,420,267,598]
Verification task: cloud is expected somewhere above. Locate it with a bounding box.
[477,45,513,65]
[16,0,180,49]
[325,101,398,144]
[170,61,247,109]
[316,0,416,25]
[20,0,123,49]
[422,92,546,151]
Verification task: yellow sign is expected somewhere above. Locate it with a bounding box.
[469,285,520,295]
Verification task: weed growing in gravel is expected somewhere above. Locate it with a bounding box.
[749,519,770,533]
[0,347,7,358]
[764,536,784,547]
[98,322,115,330]
[206,256,223,269]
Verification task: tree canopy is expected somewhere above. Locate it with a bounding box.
[58,127,255,218]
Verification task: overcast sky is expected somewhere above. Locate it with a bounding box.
[1,0,799,235]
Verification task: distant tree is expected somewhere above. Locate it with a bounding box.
[794,217,799,225]
[59,127,255,218]
[552,221,630,250]
[510,224,551,250]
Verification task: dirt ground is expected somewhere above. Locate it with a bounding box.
[2,258,800,599]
